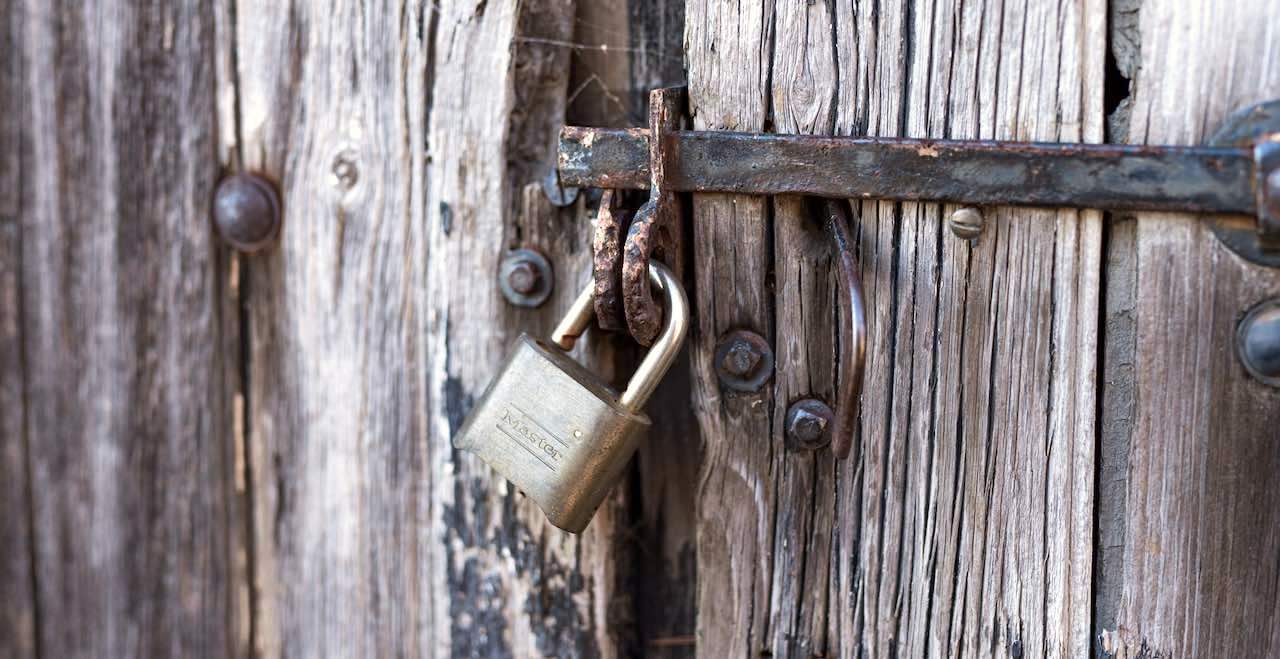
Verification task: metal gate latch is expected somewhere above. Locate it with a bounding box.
[561,92,1280,450]
[560,97,1280,268]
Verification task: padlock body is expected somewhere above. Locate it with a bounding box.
[453,334,651,533]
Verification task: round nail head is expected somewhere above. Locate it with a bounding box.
[786,399,834,450]
[213,174,281,252]
[1238,298,1280,387]
[499,248,554,308]
[507,261,541,295]
[714,330,774,392]
[1266,168,1280,218]
[721,339,763,378]
[949,207,985,240]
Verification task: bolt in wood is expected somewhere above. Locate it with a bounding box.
[949,207,985,239]
[1238,299,1280,387]
[713,330,774,392]
[498,248,554,308]
[785,399,834,450]
[212,173,281,252]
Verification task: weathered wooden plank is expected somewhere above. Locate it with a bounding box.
[1101,1,1280,656]
[1,3,34,655]
[18,1,240,657]
[684,2,776,657]
[566,0,686,129]
[422,1,640,657]
[687,0,1103,655]
[0,214,33,659]
[828,2,1105,656]
[766,3,840,658]
[1,1,35,656]
[1094,5,1144,645]
[211,0,254,652]
[227,0,433,655]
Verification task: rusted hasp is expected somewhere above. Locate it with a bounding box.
[558,99,1280,267]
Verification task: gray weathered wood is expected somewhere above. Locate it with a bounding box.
[1,3,34,654]
[566,0,686,128]
[1,1,35,656]
[686,0,1104,655]
[226,0,628,654]
[423,1,640,655]
[16,1,241,657]
[684,1,776,655]
[1101,1,1280,656]
[228,0,693,655]
[767,4,840,658]
[833,3,1104,656]
[227,0,434,655]
[0,210,33,659]
[10,1,1280,657]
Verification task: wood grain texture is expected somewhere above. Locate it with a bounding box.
[423,1,635,657]
[229,0,692,655]
[0,210,33,659]
[686,0,1105,656]
[832,2,1104,656]
[566,0,686,129]
[12,2,1278,658]
[1,2,35,657]
[228,0,433,655]
[17,1,239,657]
[1102,1,1280,657]
[767,4,841,659]
[684,1,777,656]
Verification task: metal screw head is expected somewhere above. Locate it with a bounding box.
[1238,298,1280,387]
[785,399,834,450]
[1265,168,1280,219]
[499,248,554,308]
[721,339,762,377]
[506,261,541,295]
[714,330,774,392]
[213,174,281,252]
[542,170,580,208]
[948,207,985,240]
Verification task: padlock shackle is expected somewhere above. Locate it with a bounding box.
[551,261,689,414]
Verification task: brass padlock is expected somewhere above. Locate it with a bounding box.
[454,261,689,533]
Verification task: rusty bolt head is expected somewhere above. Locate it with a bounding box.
[948,207,985,240]
[785,399,834,450]
[213,173,281,252]
[721,339,763,377]
[506,260,541,295]
[714,330,774,392]
[499,248,554,308]
[1266,168,1280,217]
[1238,298,1280,387]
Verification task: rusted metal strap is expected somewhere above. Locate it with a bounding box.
[560,129,1256,214]
[591,189,630,331]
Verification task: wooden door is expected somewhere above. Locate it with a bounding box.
[2,1,1277,658]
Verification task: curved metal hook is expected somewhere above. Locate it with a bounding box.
[817,198,866,460]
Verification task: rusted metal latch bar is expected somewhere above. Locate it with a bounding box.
[560,99,1280,268]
